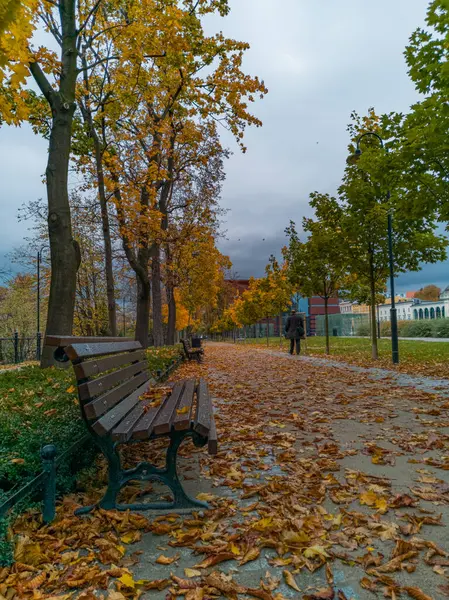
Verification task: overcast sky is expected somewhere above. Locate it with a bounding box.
[0,0,447,292]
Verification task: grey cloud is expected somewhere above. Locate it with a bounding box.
[1,0,447,294]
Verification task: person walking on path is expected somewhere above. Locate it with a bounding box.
[285,309,305,355]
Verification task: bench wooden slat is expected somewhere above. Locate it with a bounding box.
[45,336,133,348]
[131,399,169,440]
[74,350,146,380]
[194,378,212,437]
[78,360,148,401]
[208,418,218,455]
[173,379,195,431]
[111,399,153,443]
[92,380,150,436]
[152,382,185,435]
[66,341,142,361]
[84,370,149,419]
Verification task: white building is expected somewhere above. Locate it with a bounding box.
[339,301,353,314]
[378,293,449,322]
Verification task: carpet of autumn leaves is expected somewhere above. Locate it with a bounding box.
[4,343,449,600]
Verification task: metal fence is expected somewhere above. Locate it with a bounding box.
[0,333,43,365]
[315,313,370,337]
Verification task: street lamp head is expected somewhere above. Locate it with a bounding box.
[346,147,362,165]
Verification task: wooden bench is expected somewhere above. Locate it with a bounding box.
[45,336,217,514]
[181,338,204,363]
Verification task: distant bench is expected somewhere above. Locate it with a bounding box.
[45,336,217,514]
[181,338,204,363]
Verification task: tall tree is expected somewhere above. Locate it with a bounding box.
[284,220,346,355]
[312,110,448,359]
[0,0,159,363]
[414,284,441,301]
[100,4,266,346]
[380,1,449,228]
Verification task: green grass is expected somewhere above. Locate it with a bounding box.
[232,336,449,378]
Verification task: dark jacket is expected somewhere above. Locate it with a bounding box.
[285,314,305,339]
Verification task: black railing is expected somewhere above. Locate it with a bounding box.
[0,333,43,365]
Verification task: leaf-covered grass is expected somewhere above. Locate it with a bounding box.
[231,336,449,379]
[145,344,183,377]
[0,344,184,501]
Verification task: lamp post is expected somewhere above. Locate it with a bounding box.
[37,245,50,360]
[347,132,399,364]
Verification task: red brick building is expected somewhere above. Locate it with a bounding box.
[308,296,340,335]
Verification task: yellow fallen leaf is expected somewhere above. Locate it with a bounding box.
[360,490,378,506]
[230,543,241,556]
[176,405,190,415]
[184,568,202,577]
[196,493,217,502]
[252,517,273,531]
[240,546,260,565]
[303,545,330,559]
[375,497,388,514]
[66,385,76,393]
[283,570,300,592]
[11,458,25,464]
[118,573,135,589]
[121,531,141,544]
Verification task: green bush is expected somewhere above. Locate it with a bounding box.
[356,323,370,336]
[433,319,449,338]
[380,321,391,336]
[401,321,434,337]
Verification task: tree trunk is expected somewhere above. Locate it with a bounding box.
[79,65,117,336]
[167,284,176,346]
[152,246,164,347]
[92,124,116,335]
[324,296,330,355]
[135,275,151,348]
[279,311,282,348]
[369,257,379,360]
[40,99,80,367]
[29,0,80,367]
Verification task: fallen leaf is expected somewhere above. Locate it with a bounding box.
[403,587,433,600]
[184,568,202,577]
[155,553,179,565]
[283,570,300,592]
[118,573,136,589]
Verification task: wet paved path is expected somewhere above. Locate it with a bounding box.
[131,344,449,599]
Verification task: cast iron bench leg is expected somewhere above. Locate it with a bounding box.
[75,431,208,515]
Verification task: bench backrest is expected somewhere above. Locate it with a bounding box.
[65,341,150,437]
[181,339,191,354]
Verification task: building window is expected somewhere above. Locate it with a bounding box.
[414,309,418,320]
[424,308,429,319]
[437,307,441,319]
[430,307,435,319]
[419,309,424,320]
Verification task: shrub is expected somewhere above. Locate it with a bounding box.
[380,321,391,337]
[355,323,370,336]
[401,321,434,337]
[433,318,449,338]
